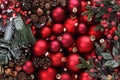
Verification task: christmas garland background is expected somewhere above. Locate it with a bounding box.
[0,0,120,80]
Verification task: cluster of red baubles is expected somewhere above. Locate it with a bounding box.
[29,0,104,80]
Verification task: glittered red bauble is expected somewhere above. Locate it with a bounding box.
[51,7,65,22]
[40,26,52,38]
[23,61,34,74]
[60,73,71,80]
[49,40,61,52]
[34,39,48,56]
[77,23,87,34]
[50,52,64,66]
[61,33,74,48]
[68,0,80,13]
[79,72,93,80]
[52,23,64,35]
[64,18,78,34]
[38,67,56,80]
[89,25,103,40]
[66,53,80,72]
[76,36,93,53]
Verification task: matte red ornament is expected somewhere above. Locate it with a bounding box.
[34,39,48,56]
[77,23,87,34]
[49,40,61,53]
[23,61,34,74]
[38,67,56,80]
[52,23,64,35]
[89,25,103,39]
[76,36,93,53]
[50,52,64,66]
[61,33,74,48]
[40,26,52,38]
[64,18,78,34]
[68,0,80,13]
[60,73,71,80]
[51,7,65,22]
[79,72,93,80]
[66,53,80,72]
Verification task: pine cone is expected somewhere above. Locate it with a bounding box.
[33,56,51,68]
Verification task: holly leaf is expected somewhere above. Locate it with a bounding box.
[117,24,120,31]
[87,13,93,22]
[81,11,89,15]
[104,60,119,68]
[112,47,119,57]
[101,53,113,60]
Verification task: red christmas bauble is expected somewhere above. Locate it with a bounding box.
[66,53,80,72]
[23,61,34,74]
[91,0,101,6]
[68,0,80,13]
[38,67,56,80]
[77,23,87,34]
[49,40,61,53]
[76,36,93,53]
[80,1,87,12]
[34,39,48,56]
[79,72,93,80]
[61,33,74,48]
[85,50,96,60]
[50,35,57,41]
[60,73,71,80]
[64,18,78,34]
[52,23,64,35]
[50,52,64,66]
[51,7,65,22]
[79,15,94,24]
[40,26,52,38]
[89,25,103,40]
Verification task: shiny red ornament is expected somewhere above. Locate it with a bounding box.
[49,40,61,52]
[80,1,87,12]
[50,35,56,41]
[61,33,74,48]
[77,23,87,34]
[52,23,64,35]
[40,26,52,38]
[64,18,78,34]
[76,36,93,53]
[89,25,103,40]
[51,7,65,22]
[34,39,48,56]
[23,61,34,74]
[68,0,80,13]
[50,52,64,66]
[38,67,56,80]
[66,53,80,72]
[85,50,96,60]
[79,72,93,80]
[79,15,94,24]
[60,73,71,80]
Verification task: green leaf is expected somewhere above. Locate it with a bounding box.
[76,64,87,68]
[104,60,119,68]
[95,43,103,54]
[101,53,113,60]
[81,11,89,15]
[117,24,120,31]
[89,58,94,68]
[112,47,119,57]
[94,24,101,31]
[87,13,93,22]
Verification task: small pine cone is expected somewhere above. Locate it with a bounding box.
[17,72,27,80]
[15,54,26,66]
[33,56,51,68]
[39,16,47,24]
[31,14,39,23]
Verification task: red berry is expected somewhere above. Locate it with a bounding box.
[114,36,118,41]
[107,34,112,39]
